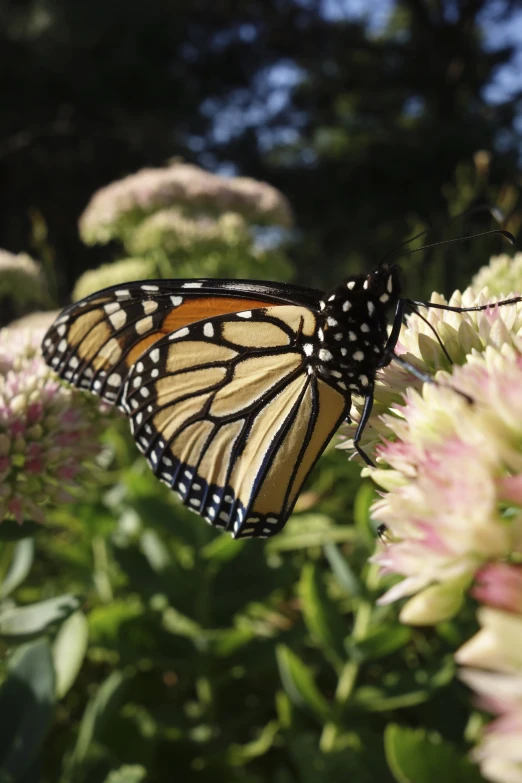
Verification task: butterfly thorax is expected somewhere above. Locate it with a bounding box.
[313,263,402,395]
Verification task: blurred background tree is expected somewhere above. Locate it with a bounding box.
[1,0,521,300]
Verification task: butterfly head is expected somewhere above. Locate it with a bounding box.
[363,263,402,308]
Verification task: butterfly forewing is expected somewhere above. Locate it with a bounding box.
[41,279,323,406]
[121,305,349,538]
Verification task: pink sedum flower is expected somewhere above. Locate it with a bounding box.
[0,327,106,524]
[473,564,522,614]
[457,608,522,783]
[369,346,522,618]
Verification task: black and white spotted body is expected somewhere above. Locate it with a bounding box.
[312,263,402,396]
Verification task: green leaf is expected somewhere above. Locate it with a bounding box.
[0,538,34,600]
[276,644,331,722]
[72,670,130,765]
[353,482,376,536]
[267,514,357,552]
[140,529,171,573]
[201,534,247,563]
[299,562,346,667]
[227,720,279,766]
[348,624,412,661]
[0,594,81,642]
[102,765,147,783]
[324,542,361,597]
[0,521,41,541]
[52,610,89,698]
[385,725,485,783]
[0,639,56,780]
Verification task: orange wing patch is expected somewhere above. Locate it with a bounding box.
[42,286,276,405]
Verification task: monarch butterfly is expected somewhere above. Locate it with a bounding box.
[41,259,522,539]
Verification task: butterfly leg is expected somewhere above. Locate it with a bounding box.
[377,298,406,369]
[353,386,376,467]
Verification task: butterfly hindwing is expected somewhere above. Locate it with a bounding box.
[41,279,323,405]
[121,305,349,538]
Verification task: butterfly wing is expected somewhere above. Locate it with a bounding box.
[121,305,350,538]
[41,278,323,405]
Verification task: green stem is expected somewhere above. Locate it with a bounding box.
[319,564,380,752]
[92,536,113,603]
[0,541,15,588]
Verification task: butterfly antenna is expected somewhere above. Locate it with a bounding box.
[379,204,512,267]
[387,228,515,265]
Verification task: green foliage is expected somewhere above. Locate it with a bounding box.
[0,433,489,782]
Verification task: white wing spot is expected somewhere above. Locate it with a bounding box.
[360,323,370,332]
[348,331,357,341]
[143,300,159,314]
[387,276,393,293]
[132,376,143,388]
[327,317,338,327]
[340,348,347,356]
[151,369,159,378]
[150,348,160,363]
[110,309,127,329]
[319,301,326,310]
[368,302,375,315]
[359,374,369,386]
[170,327,190,340]
[58,339,67,353]
[141,285,159,292]
[108,373,121,387]
[363,279,369,289]
[136,316,153,334]
[183,282,203,288]
[380,293,389,303]
[342,300,352,311]
[104,302,120,315]
[115,289,130,298]
[237,311,252,319]
[303,343,313,356]
[69,356,79,369]
[203,323,214,337]
[140,387,150,398]
[319,348,333,361]
[353,350,364,361]
[171,296,183,306]
[346,281,356,290]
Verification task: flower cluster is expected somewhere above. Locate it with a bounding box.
[0,249,48,313]
[128,208,250,257]
[0,326,106,524]
[457,596,522,783]
[338,286,522,464]
[72,257,157,301]
[79,162,293,246]
[472,252,522,297]
[338,251,522,783]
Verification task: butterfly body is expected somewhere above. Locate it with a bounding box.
[41,263,406,539]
